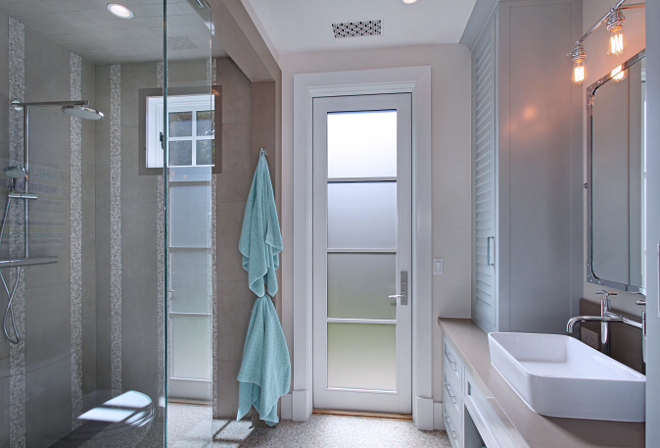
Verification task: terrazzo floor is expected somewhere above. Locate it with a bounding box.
[168,405,452,448]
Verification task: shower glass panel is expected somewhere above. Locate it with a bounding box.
[0,0,216,446]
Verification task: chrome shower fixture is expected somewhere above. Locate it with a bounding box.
[61,104,104,120]
[12,99,104,120]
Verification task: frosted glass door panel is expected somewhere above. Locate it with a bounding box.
[327,182,397,249]
[170,249,212,314]
[327,111,397,178]
[170,184,211,247]
[327,323,396,391]
[171,315,212,379]
[328,253,396,319]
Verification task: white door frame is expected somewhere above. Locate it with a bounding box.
[289,66,433,430]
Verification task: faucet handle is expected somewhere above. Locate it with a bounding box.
[595,290,617,301]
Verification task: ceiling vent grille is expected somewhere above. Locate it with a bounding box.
[167,35,198,51]
[332,20,381,38]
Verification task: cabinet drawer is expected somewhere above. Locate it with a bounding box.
[443,371,462,432]
[444,407,463,448]
[443,339,463,389]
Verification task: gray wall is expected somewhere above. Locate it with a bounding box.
[214,58,277,419]
[645,0,659,442]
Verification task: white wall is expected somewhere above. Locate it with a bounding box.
[582,0,646,315]
[279,44,472,402]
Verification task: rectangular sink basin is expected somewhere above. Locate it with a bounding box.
[488,332,645,422]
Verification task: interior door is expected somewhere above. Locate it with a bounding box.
[312,93,412,414]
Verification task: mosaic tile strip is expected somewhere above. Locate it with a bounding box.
[8,16,26,448]
[207,58,217,86]
[156,175,164,401]
[69,52,83,427]
[110,64,122,396]
[212,174,218,414]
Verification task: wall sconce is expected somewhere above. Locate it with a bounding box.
[567,0,643,84]
[571,44,588,84]
[606,9,627,56]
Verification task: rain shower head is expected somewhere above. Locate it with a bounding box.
[61,105,104,120]
[4,166,27,179]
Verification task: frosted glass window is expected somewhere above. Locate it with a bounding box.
[327,323,396,391]
[170,249,212,314]
[172,315,211,379]
[170,184,211,248]
[169,111,193,137]
[169,140,192,166]
[327,182,396,249]
[327,111,397,178]
[328,254,396,319]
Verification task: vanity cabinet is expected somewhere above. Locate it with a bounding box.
[470,0,582,333]
[442,336,519,448]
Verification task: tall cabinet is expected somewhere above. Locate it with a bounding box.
[470,0,583,334]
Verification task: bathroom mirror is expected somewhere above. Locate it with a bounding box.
[588,49,646,293]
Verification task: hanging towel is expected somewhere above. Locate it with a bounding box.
[238,150,282,298]
[236,295,290,426]
[236,150,290,426]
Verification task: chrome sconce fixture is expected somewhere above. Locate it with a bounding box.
[568,0,644,84]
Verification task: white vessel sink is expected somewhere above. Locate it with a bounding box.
[488,332,645,422]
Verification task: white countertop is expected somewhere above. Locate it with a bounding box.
[439,318,645,448]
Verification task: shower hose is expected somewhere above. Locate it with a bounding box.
[0,196,21,344]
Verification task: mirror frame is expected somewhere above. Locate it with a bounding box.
[586,49,646,294]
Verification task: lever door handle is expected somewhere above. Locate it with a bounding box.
[388,294,405,298]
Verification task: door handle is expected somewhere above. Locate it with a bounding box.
[390,271,408,305]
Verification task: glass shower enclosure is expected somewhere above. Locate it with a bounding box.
[0,0,217,446]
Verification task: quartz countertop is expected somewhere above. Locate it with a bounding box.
[438,318,645,448]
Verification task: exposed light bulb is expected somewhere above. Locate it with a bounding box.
[611,65,627,82]
[572,59,587,84]
[107,3,133,19]
[606,9,626,56]
[607,29,627,56]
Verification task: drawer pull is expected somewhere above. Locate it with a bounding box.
[444,377,457,404]
[444,345,458,372]
[443,412,457,440]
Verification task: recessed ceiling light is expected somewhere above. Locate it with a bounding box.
[107,3,133,19]
[402,0,418,3]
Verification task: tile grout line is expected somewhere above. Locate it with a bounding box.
[8,15,26,448]
[69,51,83,428]
[109,64,122,397]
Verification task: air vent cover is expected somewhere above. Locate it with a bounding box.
[332,20,381,38]
[167,35,199,51]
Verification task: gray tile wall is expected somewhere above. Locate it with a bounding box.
[214,61,277,420]
[0,12,10,448]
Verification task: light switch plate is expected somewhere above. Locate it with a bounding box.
[581,327,599,350]
[433,258,443,275]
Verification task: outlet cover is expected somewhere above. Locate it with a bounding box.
[581,327,599,350]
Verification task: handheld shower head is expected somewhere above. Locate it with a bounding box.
[61,104,104,120]
[4,166,27,179]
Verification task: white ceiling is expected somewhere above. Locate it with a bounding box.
[242,0,478,57]
[0,0,227,64]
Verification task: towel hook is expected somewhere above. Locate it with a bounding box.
[259,148,267,157]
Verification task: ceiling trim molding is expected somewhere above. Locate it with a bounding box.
[459,0,499,52]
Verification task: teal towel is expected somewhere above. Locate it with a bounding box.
[236,295,291,426]
[238,151,282,297]
[236,150,290,426]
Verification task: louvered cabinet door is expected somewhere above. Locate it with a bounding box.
[472,17,497,332]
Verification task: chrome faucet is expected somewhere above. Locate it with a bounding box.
[567,290,645,359]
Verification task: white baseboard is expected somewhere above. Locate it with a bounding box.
[414,396,434,431]
[433,402,445,430]
[281,393,293,420]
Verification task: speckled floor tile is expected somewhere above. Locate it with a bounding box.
[236,415,452,448]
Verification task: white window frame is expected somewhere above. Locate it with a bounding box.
[146,94,215,168]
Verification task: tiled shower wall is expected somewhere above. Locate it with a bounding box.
[0,14,96,448]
